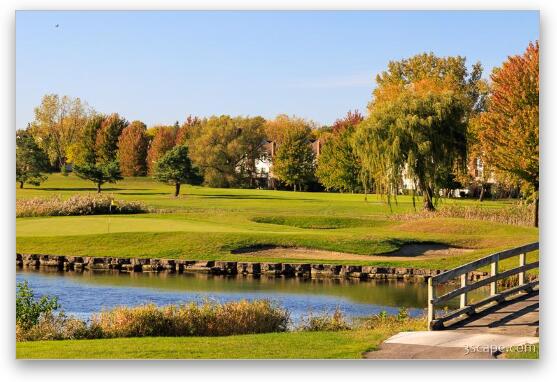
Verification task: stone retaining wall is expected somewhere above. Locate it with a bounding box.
[16,253,488,283]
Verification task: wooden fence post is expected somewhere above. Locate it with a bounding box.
[519,253,526,285]
[460,273,468,308]
[490,256,499,296]
[428,277,434,330]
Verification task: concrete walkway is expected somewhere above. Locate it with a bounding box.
[364,291,539,360]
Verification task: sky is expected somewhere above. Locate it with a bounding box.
[16,10,539,129]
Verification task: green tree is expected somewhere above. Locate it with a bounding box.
[354,53,480,210]
[188,115,267,188]
[272,128,315,191]
[16,129,49,188]
[73,161,123,193]
[16,281,59,330]
[95,113,128,164]
[317,129,360,192]
[316,111,363,192]
[67,114,104,166]
[354,79,467,210]
[154,145,194,197]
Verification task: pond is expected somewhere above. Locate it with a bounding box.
[16,269,484,322]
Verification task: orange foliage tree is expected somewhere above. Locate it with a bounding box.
[117,120,149,176]
[478,42,539,226]
[146,125,178,175]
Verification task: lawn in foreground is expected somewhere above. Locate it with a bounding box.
[16,330,385,359]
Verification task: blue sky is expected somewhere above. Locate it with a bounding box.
[16,10,539,129]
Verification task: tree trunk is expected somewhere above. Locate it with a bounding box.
[97,182,102,193]
[174,183,181,197]
[423,186,435,211]
[19,181,24,189]
[293,184,297,192]
[479,185,485,202]
[534,196,539,228]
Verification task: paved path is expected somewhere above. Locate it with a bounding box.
[364,291,539,360]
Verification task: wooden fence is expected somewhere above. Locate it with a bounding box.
[428,242,539,330]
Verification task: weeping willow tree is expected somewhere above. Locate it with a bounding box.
[354,80,468,210]
[353,53,482,211]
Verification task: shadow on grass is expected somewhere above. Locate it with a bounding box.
[196,194,314,201]
[33,187,151,192]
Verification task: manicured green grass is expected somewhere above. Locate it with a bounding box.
[16,330,385,359]
[16,174,538,270]
[504,343,539,359]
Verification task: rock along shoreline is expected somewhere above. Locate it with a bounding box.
[16,253,489,283]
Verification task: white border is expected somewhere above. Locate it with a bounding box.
[2,1,555,381]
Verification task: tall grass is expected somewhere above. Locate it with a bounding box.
[16,194,146,217]
[92,300,289,338]
[393,203,535,227]
[17,300,290,341]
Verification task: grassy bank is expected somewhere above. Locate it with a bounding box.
[16,330,390,359]
[16,174,538,270]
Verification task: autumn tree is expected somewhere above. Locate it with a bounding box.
[188,115,267,188]
[272,127,315,191]
[331,110,364,134]
[176,115,201,145]
[117,121,148,176]
[478,42,539,226]
[16,129,49,188]
[72,114,126,192]
[154,145,194,197]
[316,111,363,192]
[265,114,317,144]
[67,115,104,166]
[29,94,90,170]
[146,125,178,175]
[95,113,128,163]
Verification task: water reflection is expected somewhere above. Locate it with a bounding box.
[16,269,487,322]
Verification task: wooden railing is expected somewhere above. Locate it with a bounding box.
[427,242,539,330]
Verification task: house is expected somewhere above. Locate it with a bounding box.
[254,138,322,189]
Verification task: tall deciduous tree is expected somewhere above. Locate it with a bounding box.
[95,113,128,164]
[146,126,178,175]
[16,130,49,188]
[117,121,148,176]
[188,115,267,188]
[154,145,194,197]
[478,42,539,226]
[354,53,481,210]
[72,114,126,192]
[30,94,90,170]
[316,111,363,192]
[67,115,104,166]
[272,128,315,191]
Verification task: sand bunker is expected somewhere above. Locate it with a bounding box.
[231,243,472,262]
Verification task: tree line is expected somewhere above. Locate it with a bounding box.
[16,42,539,225]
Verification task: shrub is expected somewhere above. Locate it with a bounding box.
[16,281,59,330]
[297,308,351,332]
[91,299,290,338]
[16,194,146,217]
[16,313,97,342]
[358,309,427,332]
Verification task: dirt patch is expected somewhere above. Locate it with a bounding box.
[230,244,472,262]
